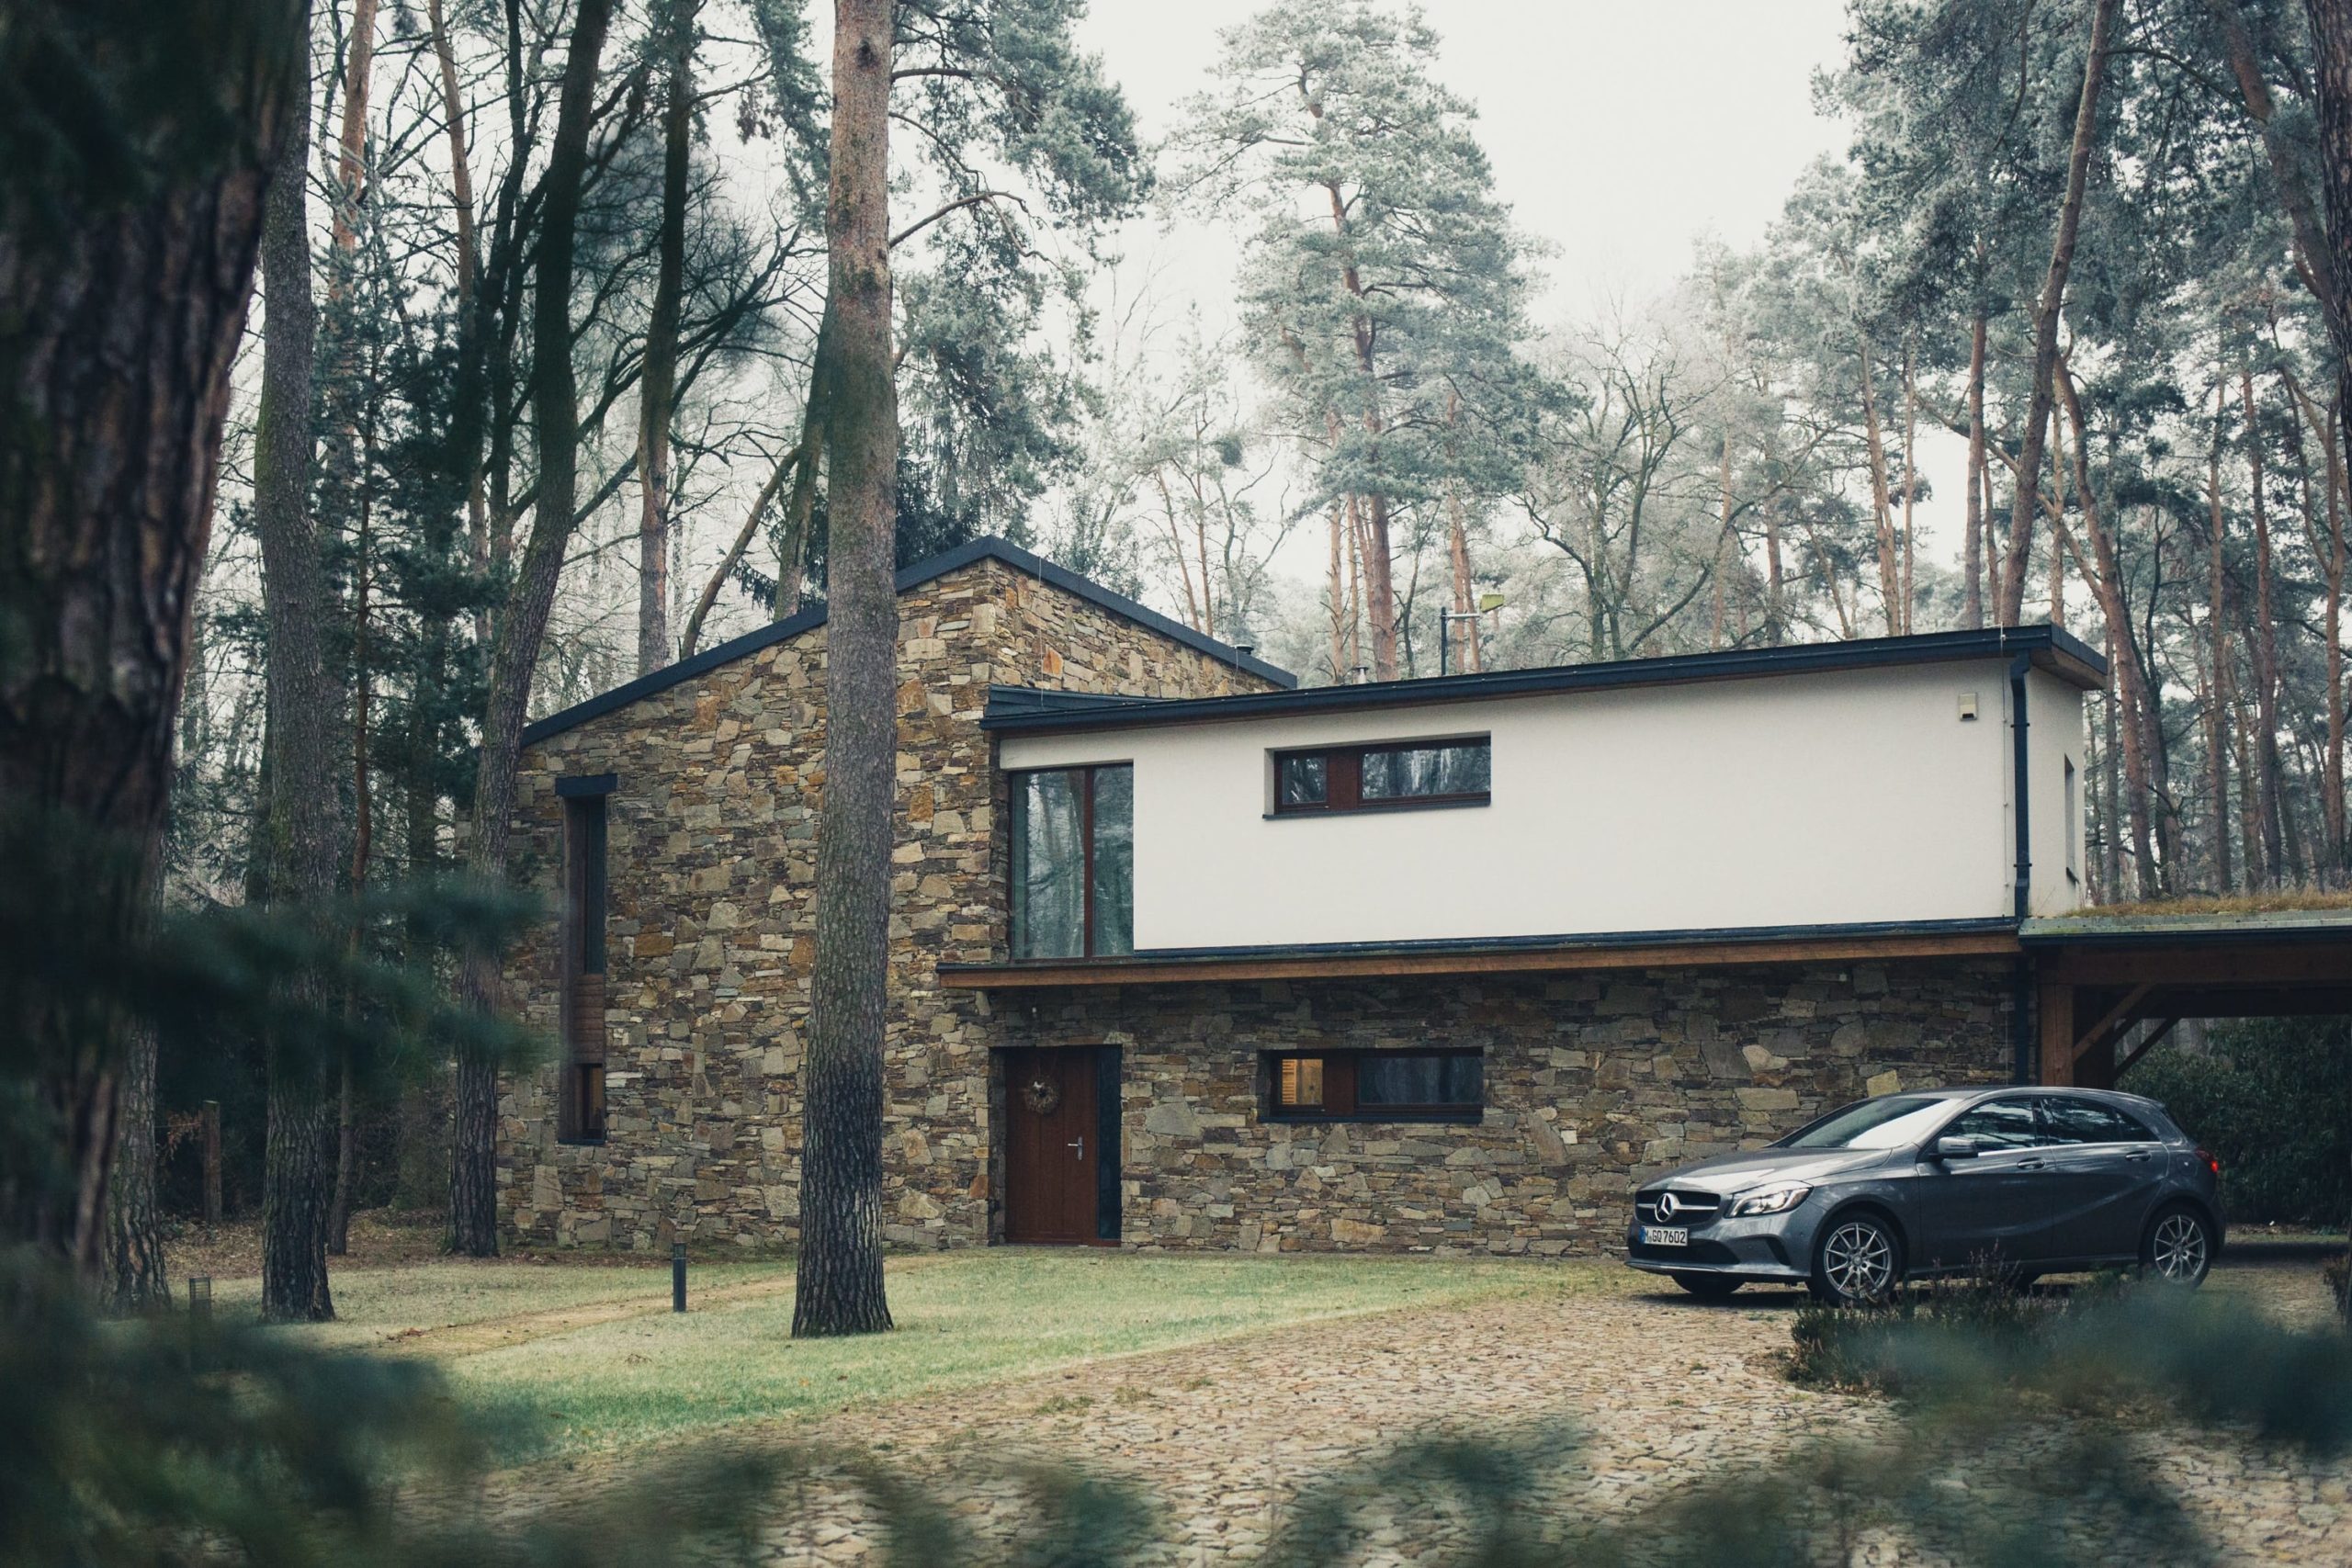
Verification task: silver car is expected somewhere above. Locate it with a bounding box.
[1625,1087,2224,1304]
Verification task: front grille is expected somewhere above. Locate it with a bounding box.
[1630,1237,1740,1266]
[1634,1189,1723,1227]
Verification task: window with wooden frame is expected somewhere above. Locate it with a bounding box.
[557,778,613,1143]
[1009,764,1134,960]
[1265,1049,1484,1122]
[1272,738,1490,816]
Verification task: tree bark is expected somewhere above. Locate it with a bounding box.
[104,1024,170,1312]
[2210,0,2341,318]
[1998,0,2118,626]
[1964,298,1988,630]
[682,442,800,657]
[2053,363,2163,893]
[0,0,301,1280]
[1859,338,1902,635]
[793,0,897,1339]
[425,0,492,643]
[638,0,698,675]
[451,0,616,1258]
[2240,370,2289,881]
[253,36,339,1325]
[2203,381,2236,894]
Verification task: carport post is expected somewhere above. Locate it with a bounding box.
[2038,978,2075,1086]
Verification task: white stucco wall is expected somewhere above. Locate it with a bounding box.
[997,657,2090,951]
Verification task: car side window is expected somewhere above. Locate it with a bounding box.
[1945,1098,2043,1150]
[2037,1096,2156,1145]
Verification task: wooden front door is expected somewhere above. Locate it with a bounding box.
[1003,1047,1107,1244]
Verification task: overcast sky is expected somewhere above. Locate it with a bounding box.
[1062,0,1977,581]
[1080,0,1857,314]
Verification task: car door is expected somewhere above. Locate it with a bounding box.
[1906,1096,2064,1269]
[2033,1094,2168,1263]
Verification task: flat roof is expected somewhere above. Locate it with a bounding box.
[2020,908,2352,947]
[979,623,2107,736]
[520,536,1296,748]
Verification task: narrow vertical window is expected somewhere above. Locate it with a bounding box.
[558,781,612,1142]
[1010,764,1133,959]
[2064,757,2079,882]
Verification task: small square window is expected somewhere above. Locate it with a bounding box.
[1277,754,1328,808]
[1276,1055,1325,1110]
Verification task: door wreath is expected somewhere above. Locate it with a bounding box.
[1022,1076,1062,1115]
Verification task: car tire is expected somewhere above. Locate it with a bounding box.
[1809,1211,1904,1306]
[2141,1203,2214,1288]
[1671,1271,1742,1302]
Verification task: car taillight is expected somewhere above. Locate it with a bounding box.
[2197,1147,2220,1177]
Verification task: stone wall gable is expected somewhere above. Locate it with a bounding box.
[498,554,1283,1252]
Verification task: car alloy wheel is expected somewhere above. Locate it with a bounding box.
[2145,1209,2211,1286]
[1817,1216,1898,1304]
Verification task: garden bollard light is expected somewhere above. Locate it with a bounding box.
[188,1276,211,1320]
[673,1241,686,1313]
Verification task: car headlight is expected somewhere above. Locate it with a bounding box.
[1725,1181,1812,1218]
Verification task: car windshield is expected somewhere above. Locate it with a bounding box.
[1775,1095,1953,1150]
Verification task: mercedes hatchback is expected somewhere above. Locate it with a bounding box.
[1625,1087,2222,1304]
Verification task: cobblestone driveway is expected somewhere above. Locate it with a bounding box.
[738,1256,2346,1564]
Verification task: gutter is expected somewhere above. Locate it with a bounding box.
[2008,649,2034,1084]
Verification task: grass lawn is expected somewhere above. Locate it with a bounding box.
[238,1249,1575,1463]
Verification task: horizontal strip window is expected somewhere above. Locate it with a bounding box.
[1272,739,1489,815]
[1265,1049,1484,1123]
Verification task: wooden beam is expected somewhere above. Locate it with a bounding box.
[2040,942,2352,987]
[2112,1016,2182,1082]
[2039,979,2076,1086]
[2072,982,2151,1064]
[935,929,2024,989]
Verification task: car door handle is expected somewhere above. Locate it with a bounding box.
[2124,1151,2153,1162]
[2014,1159,2045,1170]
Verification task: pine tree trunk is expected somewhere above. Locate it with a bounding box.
[104,1024,170,1312]
[2054,367,2162,892]
[2240,370,2290,881]
[0,0,300,1280]
[1859,338,1901,634]
[1999,0,2118,626]
[1964,299,1988,630]
[451,0,616,1258]
[2203,383,2235,894]
[254,38,339,1325]
[637,0,696,675]
[793,0,897,1339]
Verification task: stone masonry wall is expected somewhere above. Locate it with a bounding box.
[991,961,2014,1254]
[499,555,1278,1250]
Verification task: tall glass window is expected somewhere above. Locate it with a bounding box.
[1011,764,1133,959]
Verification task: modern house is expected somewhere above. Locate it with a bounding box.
[496,536,2111,1256]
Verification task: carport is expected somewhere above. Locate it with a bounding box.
[2023,910,2352,1089]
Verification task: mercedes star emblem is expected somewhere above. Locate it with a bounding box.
[1656,1191,1680,1220]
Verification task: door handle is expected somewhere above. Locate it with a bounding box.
[2124,1150,2153,1162]
[1068,1135,1084,1160]
[2015,1159,2044,1170]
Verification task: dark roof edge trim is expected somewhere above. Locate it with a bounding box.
[940,917,2018,974]
[981,624,2107,735]
[2018,917,2352,949]
[519,536,1297,747]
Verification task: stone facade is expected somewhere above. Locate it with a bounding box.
[991,963,2014,1255]
[499,549,2016,1256]
[499,553,1279,1250]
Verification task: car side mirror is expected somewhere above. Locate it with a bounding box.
[1932,1135,1981,1161]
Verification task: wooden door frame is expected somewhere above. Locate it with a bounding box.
[992,1043,1122,1246]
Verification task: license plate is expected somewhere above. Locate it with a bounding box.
[1644,1225,1689,1247]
